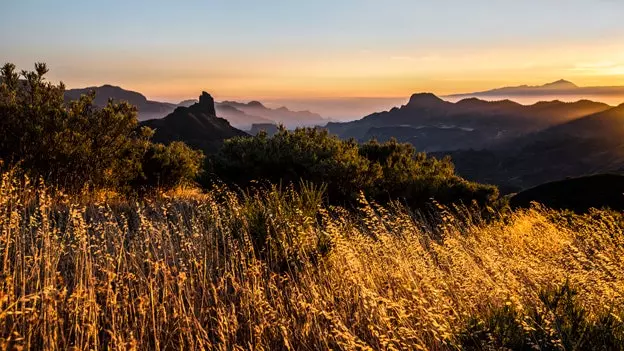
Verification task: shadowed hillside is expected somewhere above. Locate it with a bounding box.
[446,104,624,190]
[510,174,624,212]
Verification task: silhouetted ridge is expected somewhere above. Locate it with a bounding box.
[65,85,177,121]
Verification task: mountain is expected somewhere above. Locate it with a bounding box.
[219,101,327,128]
[141,92,248,154]
[446,79,624,100]
[64,85,324,129]
[510,174,624,212]
[445,104,624,190]
[214,103,274,130]
[326,93,610,152]
[65,85,177,121]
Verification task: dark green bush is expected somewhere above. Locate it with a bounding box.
[135,141,205,190]
[212,127,499,210]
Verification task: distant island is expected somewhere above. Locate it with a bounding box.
[446,79,624,105]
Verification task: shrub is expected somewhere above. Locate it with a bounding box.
[213,128,500,210]
[135,141,205,190]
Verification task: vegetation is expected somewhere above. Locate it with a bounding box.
[0,172,622,350]
[213,128,499,209]
[2,63,622,350]
[0,63,203,192]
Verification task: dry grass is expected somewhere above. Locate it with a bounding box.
[0,172,622,350]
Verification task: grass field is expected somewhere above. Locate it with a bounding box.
[0,173,623,350]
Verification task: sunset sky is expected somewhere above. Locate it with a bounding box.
[3,0,624,104]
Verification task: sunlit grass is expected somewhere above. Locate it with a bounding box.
[0,172,622,350]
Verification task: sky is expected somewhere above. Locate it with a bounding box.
[2,0,624,108]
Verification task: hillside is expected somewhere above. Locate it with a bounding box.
[65,85,177,121]
[510,174,624,212]
[141,92,248,154]
[326,93,610,152]
[446,104,624,190]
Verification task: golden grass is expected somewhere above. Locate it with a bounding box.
[0,173,622,350]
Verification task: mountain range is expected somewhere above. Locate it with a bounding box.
[64,82,624,193]
[326,93,610,152]
[65,85,327,129]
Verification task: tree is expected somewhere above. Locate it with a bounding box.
[0,63,203,192]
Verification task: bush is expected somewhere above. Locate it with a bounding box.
[213,127,381,203]
[0,63,203,192]
[213,127,499,209]
[135,141,205,190]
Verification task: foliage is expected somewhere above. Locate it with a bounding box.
[0,172,622,350]
[135,141,205,190]
[0,63,203,191]
[213,127,499,209]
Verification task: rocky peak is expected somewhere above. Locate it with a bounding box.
[407,93,445,107]
[198,91,216,115]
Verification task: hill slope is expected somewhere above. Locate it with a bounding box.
[446,104,624,190]
[141,92,248,154]
[510,174,624,212]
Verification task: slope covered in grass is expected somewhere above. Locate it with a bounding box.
[0,173,622,350]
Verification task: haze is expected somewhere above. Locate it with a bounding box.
[3,0,624,118]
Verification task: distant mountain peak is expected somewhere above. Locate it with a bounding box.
[542,79,578,89]
[247,101,266,108]
[407,93,444,107]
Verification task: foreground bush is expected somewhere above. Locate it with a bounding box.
[213,128,499,210]
[0,63,203,192]
[0,173,622,350]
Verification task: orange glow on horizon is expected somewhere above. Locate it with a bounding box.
[46,39,624,103]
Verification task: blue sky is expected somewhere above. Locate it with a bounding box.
[2,0,624,103]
